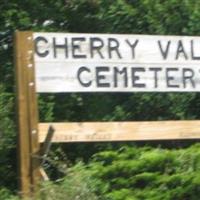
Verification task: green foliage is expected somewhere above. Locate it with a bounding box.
[7,145,199,200]
[1,0,200,198]
[88,144,200,200]
[0,188,19,200]
[35,163,99,200]
[0,85,16,189]
[0,163,99,200]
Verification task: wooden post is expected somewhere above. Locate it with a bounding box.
[39,125,55,181]
[15,31,40,196]
[40,125,55,165]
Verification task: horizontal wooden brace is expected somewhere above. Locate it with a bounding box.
[39,120,200,143]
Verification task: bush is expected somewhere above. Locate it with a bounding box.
[36,162,99,200]
[88,144,200,200]
[0,188,19,200]
[0,163,99,200]
[2,144,200,200]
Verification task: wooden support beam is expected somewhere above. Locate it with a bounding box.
[39,126,54,182]
[39,167,49,181]
[15,31,40,197]
[39,121,200,143]
[15,31,32,196]
[25,32,40,191]
[40,125,55,164]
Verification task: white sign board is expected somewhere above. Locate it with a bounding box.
[34,33,200,92]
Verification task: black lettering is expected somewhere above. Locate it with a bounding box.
[191,40,200,60]
[34,36,49,57]
[96,67,110,87]
[125,39,139,59]
[158,40,171,60]
[175,40,188,60]
[114,67,128,87]
[131,67,146,88]
[149,68,162,88]
[166,68,179,88]
[71,37,86,58]
[77,67,92,87]
[108,38,122,59]
[53,37,68,58]
[182,68,195,88]
[90,37,104,59]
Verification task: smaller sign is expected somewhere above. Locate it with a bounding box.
[39,121,200,143]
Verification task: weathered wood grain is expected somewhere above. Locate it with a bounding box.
[39,121,200,143]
